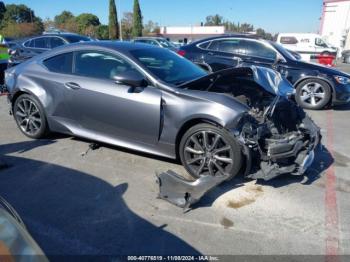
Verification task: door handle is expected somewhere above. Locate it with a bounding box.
[207,52,214,56]
[65,82,81,90]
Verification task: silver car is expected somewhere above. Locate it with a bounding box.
[4,42,320,181]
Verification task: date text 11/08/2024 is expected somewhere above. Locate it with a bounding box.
[127,256,219,261]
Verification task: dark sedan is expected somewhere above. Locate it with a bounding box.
[7,33,92,68]
[178,35,350,110]
[5,42,320,181]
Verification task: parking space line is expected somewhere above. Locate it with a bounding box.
[325,110,340,260]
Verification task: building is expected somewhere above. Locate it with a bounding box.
[160,26,225,43]
[320,0,350,50]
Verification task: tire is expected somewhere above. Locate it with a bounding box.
[13,94,49,139]
[179,123,242,180]
[295,79,331,110]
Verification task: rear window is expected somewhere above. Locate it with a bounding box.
[34,38,50,49]
[280,36,298,45]
[43,52,73,74]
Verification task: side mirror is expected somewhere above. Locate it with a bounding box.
[113,70,148,88]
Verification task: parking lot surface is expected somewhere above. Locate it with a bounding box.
[0,64,350,259]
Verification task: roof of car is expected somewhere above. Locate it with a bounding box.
[189,34,261,45]
[9,33,90,44]
[52,40,160,53]
[133,37,165,40]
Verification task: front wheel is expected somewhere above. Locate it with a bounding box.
[295,79,331,110]
[13,94,49,139]
[179,123,242,180]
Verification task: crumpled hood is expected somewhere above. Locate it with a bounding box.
[179,66,295,98]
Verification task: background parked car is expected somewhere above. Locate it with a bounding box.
[131,37,178,52]
[8,33,92,68]
[342,50,350,64]
[178,35,350,110]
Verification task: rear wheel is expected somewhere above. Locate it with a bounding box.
[295,79,331,110]
[179,123,242,180]
[13,94,49,139]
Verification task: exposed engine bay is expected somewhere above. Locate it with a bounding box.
[158,67,320,208]
[205,69,320,180]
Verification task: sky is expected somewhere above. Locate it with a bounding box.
[3,0,324,34]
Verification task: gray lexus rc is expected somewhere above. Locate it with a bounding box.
[4,41,320,181]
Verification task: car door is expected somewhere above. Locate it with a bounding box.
[66,50,162,145]
[242,39,277,67]
[202,38,244,71]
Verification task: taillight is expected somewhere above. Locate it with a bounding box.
[177,50,186,57]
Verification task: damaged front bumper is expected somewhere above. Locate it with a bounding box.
[243,114,321,181]
[157,170,228,209]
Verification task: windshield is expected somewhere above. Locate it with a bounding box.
[130,48,207,85]
[269,42,297,61]
[64,35,92,43]
[158,39,175,48]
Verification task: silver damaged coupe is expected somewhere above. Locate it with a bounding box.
[4,42,320,181]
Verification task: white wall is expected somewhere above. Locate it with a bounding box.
[160,26,225,35]
[321,0,350,50]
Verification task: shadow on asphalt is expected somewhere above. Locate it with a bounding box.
[332,103,350,111]
[0,140,201,260]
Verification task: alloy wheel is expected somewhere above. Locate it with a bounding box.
[300,82,326,107]
[15,98,42,136]
[183,130,234,177]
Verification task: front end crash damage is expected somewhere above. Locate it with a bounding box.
[157,171,227,209]
[157,66,321,208]
[235,97,320,181]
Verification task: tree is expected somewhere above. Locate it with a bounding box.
[109,0,119,40]
[2,4,38,23]
[121,12,133,40]
[0,1,5,23]
[132,0,143,37]
[96,25,109,39]
[54,11,74,25]
[75,13,100,34]
[143,20,160,35]
[0,4,44,36]
[205,14,223,26]
[239,23,254,33]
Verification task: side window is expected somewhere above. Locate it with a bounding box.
[24,40,34,48]
[245,40,277,60]
[280,37,298,45]
[50,37,66,48]
[198,41,211,49]
[74,51,139,80]
[43,52,73,74]
[315,38,328,47]
[150,40,160,46]
[208,39,247,54]
[34,38,49,49]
